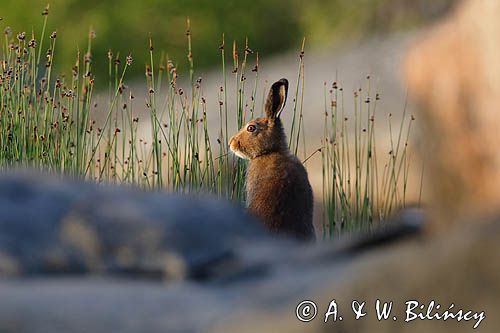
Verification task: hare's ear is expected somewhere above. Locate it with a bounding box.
[265,78,288,120]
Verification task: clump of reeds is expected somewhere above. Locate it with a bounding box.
[0,6,99,175]
[321,76,418,238]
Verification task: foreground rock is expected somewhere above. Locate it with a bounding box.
[214,217,499,333]
[2,215,496,333]
[0,170,271,280]
[0,170,497,333]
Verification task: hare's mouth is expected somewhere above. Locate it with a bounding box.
[230,146,249,160]
[233,149,249,160]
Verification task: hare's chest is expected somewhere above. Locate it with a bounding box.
[246,163,289,203]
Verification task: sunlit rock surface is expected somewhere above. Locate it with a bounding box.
[405,0,500,228]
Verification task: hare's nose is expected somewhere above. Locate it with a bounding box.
[229,137,240,152]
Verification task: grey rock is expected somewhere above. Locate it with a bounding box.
[0,218,497,333]
[0,170,270,280]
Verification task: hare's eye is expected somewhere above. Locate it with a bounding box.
[246,124,256,133]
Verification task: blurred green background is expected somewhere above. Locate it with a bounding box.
[1,0,454,81]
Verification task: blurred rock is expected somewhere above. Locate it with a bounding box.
[404,0,500,228]
[214,217,499,333]
[0,169,425,333]
[0,166,497,333]
[0,170,269,280]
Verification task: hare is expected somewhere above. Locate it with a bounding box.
[229,78,315,241]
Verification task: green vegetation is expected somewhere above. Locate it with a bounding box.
[1,1,452,80]
[0,11,308,201]
[0,6,418,237]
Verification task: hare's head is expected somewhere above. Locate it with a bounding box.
[229,78,289,159]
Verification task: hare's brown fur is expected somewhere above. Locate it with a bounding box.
[229,79,315,241]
